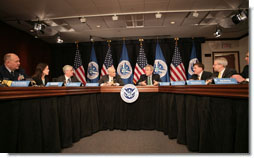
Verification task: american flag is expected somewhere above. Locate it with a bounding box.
[74,48,86,85]
[133,45,148,84]
[100,45,113,76]
[170,43,187,81]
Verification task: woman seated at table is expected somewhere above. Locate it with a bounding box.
[32,63,50,86]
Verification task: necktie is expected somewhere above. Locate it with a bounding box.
[67,78,71,83]
[218,72,222,78]
[198,75,201,80]
[11,71,15,77]
[148,76,151,85]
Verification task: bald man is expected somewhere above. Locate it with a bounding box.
[99,66,124,86]
[0,53,27,81]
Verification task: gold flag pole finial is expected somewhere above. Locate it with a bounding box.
[107,40,111,47]
[75,41,79,49]
[174,38,179,45]
[139,38,144,46]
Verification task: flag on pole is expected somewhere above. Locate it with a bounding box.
[117,42,133,84]
[133,44,148,84]
[187,41,199,79]
[87,45,99,83]
[153,43,170,82]
[74,47,86,85]
[100,44,113,77]
[170,41,187,81]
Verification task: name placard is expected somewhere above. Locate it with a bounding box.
[86,83,99,87]
[170,81,186,86]
[65,82,82,87]
[186,80,206,85]
[214,78,237,85]
[11,81,30,87]
[46,82,63,87]
[159,82,170,86]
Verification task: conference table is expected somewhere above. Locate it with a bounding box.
[0,84,248,153]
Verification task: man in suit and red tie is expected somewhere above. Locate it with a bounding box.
[190,63,212,80]
[137,64,161,86]
[0,53,27,81]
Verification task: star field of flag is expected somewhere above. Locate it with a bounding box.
[172,46,182,67]
[103,47,113,69]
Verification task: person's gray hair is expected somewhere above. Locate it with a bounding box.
[4,53,17,63]
[145,64,154,71]
[215,57,228,67]
[63,65,73,73]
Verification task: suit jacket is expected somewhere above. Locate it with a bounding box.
[240,65,248,79]
[56,75,79,83]
[212,67,237,78]
[0,65,27,81]
[32,76,49,86]
[99,75,124,86]
[190,71,212,80]
[137,74,161,85]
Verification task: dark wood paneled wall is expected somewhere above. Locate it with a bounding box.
[0,22,52,76]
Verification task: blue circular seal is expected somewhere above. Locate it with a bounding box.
[120,84,139,103]
[87,61,99,80]
[154,59,168,78]
[117,60,132,79]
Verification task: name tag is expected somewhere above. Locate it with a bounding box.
[86,83,99,87]
[186,80,206,85]
[46,82,63,87]
[11,81,30,87]
[214,78,237,85]
[65,82,82,87]
[170,81,186,86]
[159,82,170,86]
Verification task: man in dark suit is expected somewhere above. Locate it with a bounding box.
[99,66,124,86]
[0,53,27,81]
[231,52,249,82]
[57,65,79,84]
[137,64,161,86]
[190,63,212,80]
[212,57,237,78]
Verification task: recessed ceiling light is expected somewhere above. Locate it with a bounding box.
[170,21,175,24]
[96,25,101,28]
[193,11,199,18]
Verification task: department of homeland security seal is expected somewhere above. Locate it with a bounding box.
[117,60,132,79]
[154,59,168,78]
[87,61,99,80]
[120,84,139,103]
[188,58,198,76]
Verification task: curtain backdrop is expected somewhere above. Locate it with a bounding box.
[50,38,205,79]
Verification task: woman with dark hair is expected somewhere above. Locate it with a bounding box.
[32,63,50,86]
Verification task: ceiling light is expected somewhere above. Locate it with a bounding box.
[112,14,118,21]
[155,12,162,19]
[193,11,199,18]
[80,17,86,23]
[231,10,248,24]
[170,21,175,24]
[56,36,63,43]
[213,28,221,38]
[96,25,101,28]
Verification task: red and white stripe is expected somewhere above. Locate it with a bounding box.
[133,63,145,84]
[74,66,86,84]
[170,63,187,81]
[100,64,108,77]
